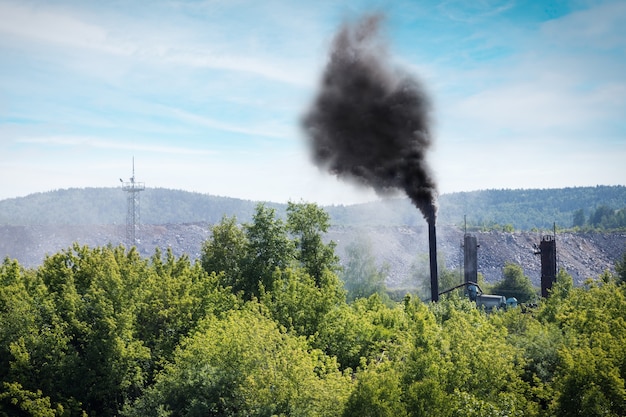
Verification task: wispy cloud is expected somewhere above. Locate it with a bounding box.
[0,0,317,87]
[0,2,134,55]
[17,136,214,156]
[541,1,626,50]
[164,107,293,140]
[436,0,515,23]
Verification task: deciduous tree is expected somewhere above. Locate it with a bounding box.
[342,238,388,302]
[491,262,537,303]
[286,201,340,282]
[200,215,247,289]
[241,204,295,298]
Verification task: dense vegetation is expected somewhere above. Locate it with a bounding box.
[1,185,625,231]
[440,186,626,230]
[2,202,626,416]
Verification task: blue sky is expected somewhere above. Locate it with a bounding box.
[1,0,624,205]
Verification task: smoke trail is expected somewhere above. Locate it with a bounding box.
[302,14,437,223]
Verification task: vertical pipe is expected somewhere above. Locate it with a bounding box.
[429,221,439,302]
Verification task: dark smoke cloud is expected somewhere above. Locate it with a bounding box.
[302,14,437,223]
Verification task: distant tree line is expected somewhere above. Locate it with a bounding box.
[2,202,626,416]
[572,205,626,230]
[2,185,626,231]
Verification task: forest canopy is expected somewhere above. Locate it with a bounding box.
[1,202,625,416]
[1,185,625,231]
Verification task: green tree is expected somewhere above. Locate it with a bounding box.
[405,299,537,416]
[588,205,615,228]
[492,308,563,409]
[261,267,345,337]
[615,251,626,285]
[286,201,340,282]
[0,259,37,381]
[342,239,388,302]
[4,245,151,416]
[136,248,239,369]
[124,306,351,417]
[200,215,247,288]
[546,281,626,416]
[241,204,295,298]
[412,253,463,301]
[315,295,410,371]
[572,208,585,228]
[491,262,537,303]
[0,382,63,417]
[343,362,407,417]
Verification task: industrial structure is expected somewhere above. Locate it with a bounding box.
[463,233,479,287]
[120,158,145,247]
[435,218,557,306]
[535,229,557,298]
[428,220,439,302]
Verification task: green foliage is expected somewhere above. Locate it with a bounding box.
[3,185,626,231]
[2,200,626,416]
[124,306,351,417]
[0,382,64,417]
[342,238,389,302]
[411,252,463,300]
[0,187,267,225]
[200,215,247,289]
[491,262,538,303]
[546,281,626,416]
[241,204,295,299]
[201,204,297,300]
[572,208,586,227]
[1,246,151,416]
[136,248,239,367]
[616,251,626,285]
[343,362,407,417]
[200,202,349,342]
[286,201,340,282]
[315,295,411,371]
[502,223,515,232]
[261,267,345,337]
[588,205,615,228]
[443,186,626,231]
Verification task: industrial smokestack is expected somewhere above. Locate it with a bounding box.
[429,219,438,302]
[538,235,557,297]
[464,234,478,285]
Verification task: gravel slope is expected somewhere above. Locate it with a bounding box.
[1,224,624,287]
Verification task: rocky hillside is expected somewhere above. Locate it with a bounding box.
[327,225,625,287]
[2,223,623,289]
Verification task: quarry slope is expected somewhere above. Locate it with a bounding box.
[1,223,623,288]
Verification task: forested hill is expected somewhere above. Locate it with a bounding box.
[0,185,625,230]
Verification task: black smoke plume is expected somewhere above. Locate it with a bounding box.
[302,14,437,223]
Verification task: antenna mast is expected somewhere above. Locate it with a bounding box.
[120,157,145,247]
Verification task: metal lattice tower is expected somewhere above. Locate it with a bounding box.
[120,158,145,247]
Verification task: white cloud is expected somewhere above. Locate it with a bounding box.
[0,0,319,87]
[541,1,626,50]
[0,1,134,55]
[163,107,295,140]
[437,0,515,23]
[16,136,214,155]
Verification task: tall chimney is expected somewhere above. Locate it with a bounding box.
[538,235,557,297]
[429,220,438,302]
[464,234,478,285]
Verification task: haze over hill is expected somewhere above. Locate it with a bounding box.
[1,186,625,288]
[2,185,625,229]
